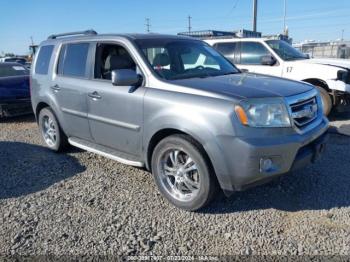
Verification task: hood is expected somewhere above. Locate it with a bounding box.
[171,73,313,100]
[300,58,350,70]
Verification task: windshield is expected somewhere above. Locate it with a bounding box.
[0,64,29,77]
[135,39,239,80]
[266,40,308,61]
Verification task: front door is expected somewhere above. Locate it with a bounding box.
[236,41,283,77]
[86,43,145,157]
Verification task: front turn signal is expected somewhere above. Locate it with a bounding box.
[235,105,248,126]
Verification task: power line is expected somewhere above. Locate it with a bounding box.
[188,15,192,33]
[145,18,151,33]
[283,0,287,34]
[253,0,258,32]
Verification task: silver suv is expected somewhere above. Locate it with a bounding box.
[31,30,329,211]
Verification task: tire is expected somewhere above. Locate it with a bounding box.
[38,107,68,152]
[151,134,217,211]
[316,86,332,116]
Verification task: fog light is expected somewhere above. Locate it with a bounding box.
[260,158,273,172]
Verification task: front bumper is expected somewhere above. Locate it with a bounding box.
[0,99,33,118]
[216,117,329,193]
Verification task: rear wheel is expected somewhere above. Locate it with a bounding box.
[316,86,332,116]
[38,107,68,152]
[151,134,217,211]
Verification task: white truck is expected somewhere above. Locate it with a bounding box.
[205,38,350,115]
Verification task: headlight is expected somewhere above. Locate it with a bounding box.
[235,99,291,127]
[337,70,349,83]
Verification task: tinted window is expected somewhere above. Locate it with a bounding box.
[240,42,270,65]
[266,40,308,61]
[59,43,89,77]
[35,45,54,74]
[214,42,237,63]
[0,64,29,77]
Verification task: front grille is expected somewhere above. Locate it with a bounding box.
[290,96,318,128]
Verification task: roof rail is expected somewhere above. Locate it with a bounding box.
[47,29,97,40]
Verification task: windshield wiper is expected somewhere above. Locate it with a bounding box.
[213,71,239,77]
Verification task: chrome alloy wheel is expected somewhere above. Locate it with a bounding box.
[159,149,200,202]
[41,115,57,147]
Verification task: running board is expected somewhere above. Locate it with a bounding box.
[68,137,144,167]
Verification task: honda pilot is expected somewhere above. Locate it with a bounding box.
[31,30,328,211]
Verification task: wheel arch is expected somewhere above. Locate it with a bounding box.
[35,102,50,121]
[302,78,330,92]
[146,128,213,171]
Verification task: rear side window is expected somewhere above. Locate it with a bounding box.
[0,64,29,77]
[57,43,89,77]
[35,45,54,75]
[214,42,238,63]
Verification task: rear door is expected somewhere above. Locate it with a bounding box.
[236,41,283,76]
[51,42,93,140]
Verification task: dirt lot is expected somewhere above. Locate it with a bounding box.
[0,113,350,256]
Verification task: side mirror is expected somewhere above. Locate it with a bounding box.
[261,55,277,66]
[111,69,142,87]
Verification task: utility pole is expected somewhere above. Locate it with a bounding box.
[145,18,151,33]
[253,0,257,32]
[283,0,287,35]
[30,36,34,46]
[188,15,192,33]
[341,29,344,42]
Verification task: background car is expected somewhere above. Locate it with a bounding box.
[0,57,27,65]
[205,38,350,116]
[0,62,32,118]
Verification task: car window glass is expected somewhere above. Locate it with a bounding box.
[60,43,89,77]
[35,45,54,75]
[180,48,220,70]
[0,64,29,77]
[137,39,239,80]
[215,42,237,63]
[94,43,136,80]
[240,42,270,65]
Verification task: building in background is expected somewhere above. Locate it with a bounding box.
[178,29,262,39]
[294,41,350,59]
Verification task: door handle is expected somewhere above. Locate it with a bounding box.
[50,84,61,91]
[88,91,102,100]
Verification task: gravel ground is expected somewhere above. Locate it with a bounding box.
[0,113,350,257]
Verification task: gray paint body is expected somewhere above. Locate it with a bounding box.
[31,34,329,193]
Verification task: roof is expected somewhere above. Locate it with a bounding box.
[0,62,27,67]
[204,37,269,43]
[41,32,194,45]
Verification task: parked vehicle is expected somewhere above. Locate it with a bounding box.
[31,30,328,211]
[205,38,350,115]
[0,57,27,65]
[0,62,32,118]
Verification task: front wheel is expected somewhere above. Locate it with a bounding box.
[38,107,68,152]
[151,135,217,211]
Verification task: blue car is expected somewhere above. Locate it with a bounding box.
[0,62,32,117]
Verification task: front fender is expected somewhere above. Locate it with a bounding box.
[143,107,235,192]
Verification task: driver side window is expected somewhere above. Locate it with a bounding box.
[240,42,271,65]
[94,43,136,80]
